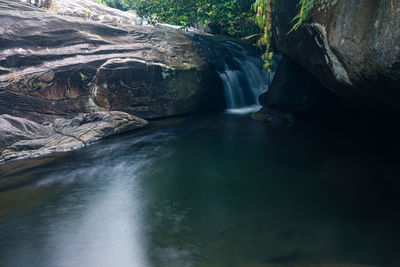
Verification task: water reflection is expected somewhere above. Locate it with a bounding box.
[0,131,175,267]
[44,163,147,267]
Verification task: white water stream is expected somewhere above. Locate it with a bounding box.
[217,42,278,114]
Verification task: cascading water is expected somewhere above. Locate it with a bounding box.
[197,39,280,114]
[220,42,273,113]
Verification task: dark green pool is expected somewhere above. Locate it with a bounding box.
[1,114,400,267]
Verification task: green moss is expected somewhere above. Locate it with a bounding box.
[33,82,42,89]
[80,72,88,82]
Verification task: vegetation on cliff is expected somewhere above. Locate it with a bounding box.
[92,0,126,10]
[94,0,258,36]
[91,0,328,71]
[253,0,330,71]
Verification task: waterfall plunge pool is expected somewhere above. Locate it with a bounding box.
[1,114,400,267]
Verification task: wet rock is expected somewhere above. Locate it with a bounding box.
[9,139,47,152]
[52,111,148,143]
[0,0,224,122]
[0,112,148,163]
[0,114,49,152]
[273,0,400,111]
[91,57,223,118]
[0,90,88,123]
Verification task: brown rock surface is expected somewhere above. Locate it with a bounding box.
[0,0,224,122]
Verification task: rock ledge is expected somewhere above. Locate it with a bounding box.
[0,111,148,163]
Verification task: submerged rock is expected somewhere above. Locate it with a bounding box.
[273,0,400,111]
[0,112,148,163]
[251,107,294,125]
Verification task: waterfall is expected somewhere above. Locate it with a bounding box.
[196,37,280,114]
[217,42,279,114]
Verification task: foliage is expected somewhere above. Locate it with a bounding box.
[33,82,42,89]
[252,0,274,72]
[90,0,328,70]
[100,0,258,37]
[79,72,88,82]
[91,0,127,10]
[206,0,259,36]
[290,0,323,32]
[84,8,91,17]
[253,0,329,71]
[91,0,107,5]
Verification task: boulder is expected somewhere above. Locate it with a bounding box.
[0,0,224,123]
[0,112,148,163]
[91,58,223,118]
[272,0,400,111]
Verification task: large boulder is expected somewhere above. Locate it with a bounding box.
[91,57,222,118]
[272,0,400,111]
[0,0,224,123]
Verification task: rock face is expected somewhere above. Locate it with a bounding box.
[273,0,400,111]
[259,56,333,114]
[0,112,148,163]
[0,114,48,154]
[0,0,224,123]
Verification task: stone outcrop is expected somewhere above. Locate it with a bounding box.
[0,112,148,163]
[272,0,400,111]
[0,114,48,154]
[0,0,224,123]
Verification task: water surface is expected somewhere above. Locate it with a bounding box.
[1,114,400,267]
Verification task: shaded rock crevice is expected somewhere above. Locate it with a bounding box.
[259,56,335,114]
